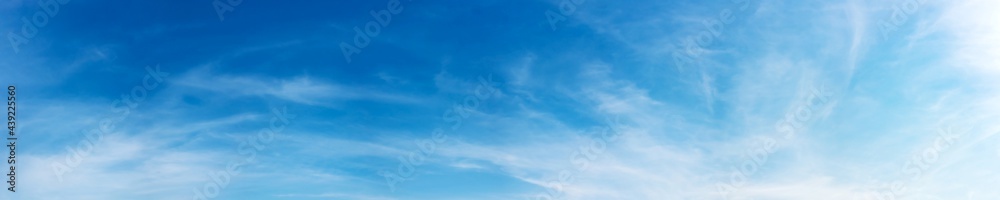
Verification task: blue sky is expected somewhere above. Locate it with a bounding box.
[2,0,1000,199]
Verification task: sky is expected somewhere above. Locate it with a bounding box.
[1,0,999,199]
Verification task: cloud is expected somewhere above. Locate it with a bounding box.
[175,66,424,107]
